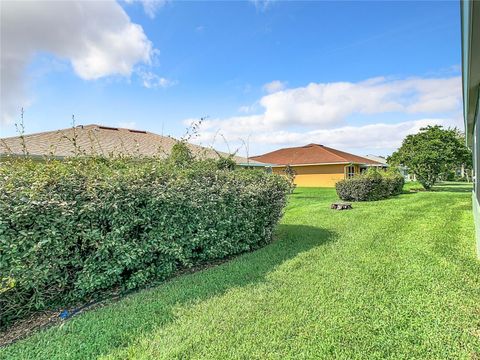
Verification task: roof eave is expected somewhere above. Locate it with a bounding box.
[237,162,273,167]
[462,0,480,146]
[0,153,66,161]
[269,161,381,167]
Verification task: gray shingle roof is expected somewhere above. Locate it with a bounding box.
[0,124,265,165]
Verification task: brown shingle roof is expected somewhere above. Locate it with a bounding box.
[0,124,262,165]
[249,143,382,166]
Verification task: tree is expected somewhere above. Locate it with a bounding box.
[388,126,471,190]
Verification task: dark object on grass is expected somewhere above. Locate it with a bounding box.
[59,310,69,320]
[58,300,98,320]
[331,202,352,210]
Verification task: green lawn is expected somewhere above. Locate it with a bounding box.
[2,183,480,359]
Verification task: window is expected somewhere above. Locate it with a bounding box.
[346,165,355,178]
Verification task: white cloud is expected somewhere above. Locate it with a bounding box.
[195,76,461,131]
[124,0,167,19]
[186,75,463,156]
[238,105,252,114]
[238,103,260,114]
[250,0,275,11]
[1,0,154,124]
[118,121,137,129]
[258,76,461,128]
[263,80,287,93]
[248,118,457,150]
[192,117,461,157]
[138,70,177,89]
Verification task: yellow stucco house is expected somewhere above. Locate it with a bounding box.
[250,143,383,187]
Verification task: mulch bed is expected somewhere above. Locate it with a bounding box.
[1,310,61,347]
[0,300,112,348]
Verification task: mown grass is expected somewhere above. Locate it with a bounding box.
[402,180,425,192]
[2,183,479,359]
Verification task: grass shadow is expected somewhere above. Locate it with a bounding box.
[437,182,472,186]
[433,187,472,193]
[401,190,420,195]
[433,183,472,193]
[402,182,472,194]
[2,225,336,359]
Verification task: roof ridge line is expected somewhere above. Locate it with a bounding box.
[317,144,350,162]
[324,145,381,163]
[0,124,100,140]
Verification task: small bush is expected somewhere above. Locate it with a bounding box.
[335,168,404,201]
[382,168,405,196]
[216,156,237,171]
[168,141,195,167]
[0,156,292,327]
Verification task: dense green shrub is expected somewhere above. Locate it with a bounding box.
[215,156,237,171]
[0,156,292,327]
[335,168,404,201]
[382,168,405,196]
[168,141,195,167]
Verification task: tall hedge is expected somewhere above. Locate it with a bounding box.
[0,157,292,327]
[335,168,404,201]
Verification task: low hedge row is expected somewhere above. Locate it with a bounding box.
[335,168,404,201]
[0,155,292,327]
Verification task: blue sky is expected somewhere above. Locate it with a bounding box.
[1,0,462,157]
